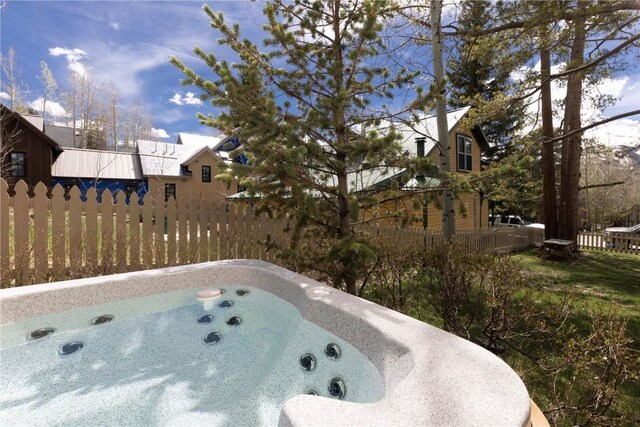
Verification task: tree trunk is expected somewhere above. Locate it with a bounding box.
[431,0,455,242]
[331,0,356,296]
[559,14,586,242]
[540,45,558,239]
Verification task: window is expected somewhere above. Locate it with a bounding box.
[456,134,472,172]
[9,152,26,177]
[165,183,176,202]
[202,165,211,183]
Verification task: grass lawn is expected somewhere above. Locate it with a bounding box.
[512,249,640,425]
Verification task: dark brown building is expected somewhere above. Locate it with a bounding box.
[1,105,63,193]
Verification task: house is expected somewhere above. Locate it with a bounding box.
[137,136,232,204]
[0,105,63,193]
[355,106,490,229]
[51,147,146,202]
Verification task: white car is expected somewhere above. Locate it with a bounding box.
[492,215,526,228]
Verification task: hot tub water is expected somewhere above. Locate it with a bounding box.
[0,286,384,426]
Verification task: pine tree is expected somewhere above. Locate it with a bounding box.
[447,0,526,164]
[171,0,429,295]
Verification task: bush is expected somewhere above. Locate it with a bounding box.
[364,243,637,426]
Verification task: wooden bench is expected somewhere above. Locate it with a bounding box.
[540,239,578,262]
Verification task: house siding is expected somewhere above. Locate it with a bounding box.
[145,151,231,204]
[1,110,60,192]
[362,123,488,230]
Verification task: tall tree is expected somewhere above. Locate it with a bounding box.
[38,61,57,122]
[447,0,526,163]
[430,0,454,241]
[0,48,27,112]
[448,0,640,243]
[171,0,427,294]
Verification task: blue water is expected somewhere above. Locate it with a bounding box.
[0,287,384,426]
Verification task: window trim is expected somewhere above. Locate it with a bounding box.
[9,151,26,177]
[165,183,176,202]
[202,165,211,183]
[456,134,473,172]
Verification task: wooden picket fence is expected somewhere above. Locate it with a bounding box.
[1,179,543,287]
[578,231,640,255]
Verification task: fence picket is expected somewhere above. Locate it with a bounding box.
[199,201,208,263]
[178,197,188,264]
[219,204,229,260]
[68,186,83,276]
[167,197,177,266]
[187,198,198,263]
[33,183,48,284]
[141,191,154,267]
[101,189,114,271]
[51,185,66,280]
[208,201,219,261]
[115,192,127,273]
[129,193,141,271]
[85,188,98,274]
[13,181,30,285]
[153,196,164,268]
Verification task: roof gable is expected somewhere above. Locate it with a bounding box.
[1,104,63,153]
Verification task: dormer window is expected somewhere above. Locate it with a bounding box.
[456,134,472,172]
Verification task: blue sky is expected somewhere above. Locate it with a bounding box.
[1,1,639,146]
[0,1,267,140]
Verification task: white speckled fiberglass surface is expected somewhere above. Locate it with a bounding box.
[0,286,384,426]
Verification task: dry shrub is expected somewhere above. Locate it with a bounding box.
[360,243,636,426]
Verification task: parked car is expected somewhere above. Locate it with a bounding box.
[602,223,640,249]
[491,215,526,228]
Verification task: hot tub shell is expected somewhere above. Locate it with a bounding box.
[0,260,531,426]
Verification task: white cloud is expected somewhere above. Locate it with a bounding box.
[169,92,203,106]
[150,127,170,139]
[49,46,88,77]
[49,47,87,62]
[0,91,10,100]
[28,98,67,117]
[516,61,640,147]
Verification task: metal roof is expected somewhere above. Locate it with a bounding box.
[52,148,143,180]
[347,107,471,191]
[177,132,221,148]
[137,139,221,177]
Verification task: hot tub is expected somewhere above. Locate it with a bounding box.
[0,260,531,426]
